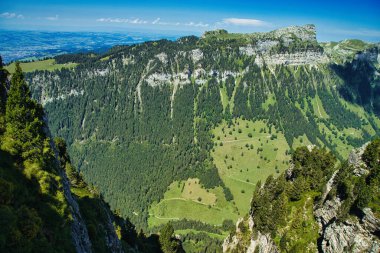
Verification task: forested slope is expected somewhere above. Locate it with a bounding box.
[22,25,380,243]
[0,60,181,252]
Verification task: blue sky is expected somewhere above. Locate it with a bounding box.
[1,0,380,41]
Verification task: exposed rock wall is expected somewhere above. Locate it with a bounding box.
[223,217,278,253]
[314,145,380,253]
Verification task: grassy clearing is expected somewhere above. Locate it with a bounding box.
[148,100,379,234]
[100,56,110,61]
[150,119,296,230]
[311,95,328,118]
[5,59,77,73]
[292,134,312,150]
[148,178,239,228]
[181,178,217,205]
[262,93,276,110]
[219,86,229,111]
[211,119,291,214]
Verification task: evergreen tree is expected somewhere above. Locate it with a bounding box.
[159,223,181,253]
[2,62,44,161]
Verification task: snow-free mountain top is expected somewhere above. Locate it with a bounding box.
[203,24,317,42]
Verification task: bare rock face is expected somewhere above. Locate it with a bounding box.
[314,197,342,230]
[246,232,278,253]
[223,218,278,253]
[272,24,317,42]
[362,208,380,234]
[254,51,328,66]
[320,219,380,253]
[59,168,93,253]
[348,142,369,176]
[315,143,380,253]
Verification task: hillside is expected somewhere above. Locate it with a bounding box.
[223,140,380,252]
[15,24,380,250]
[0,61,182,253]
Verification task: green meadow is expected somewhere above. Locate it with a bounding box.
[5,59,77,73]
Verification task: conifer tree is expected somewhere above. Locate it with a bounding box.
[3,62,44,160]
[159,223,181,253]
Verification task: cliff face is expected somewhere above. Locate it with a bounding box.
[223,217,278,253]
[223,143,380,253]
[314,145,380,253]
[60,167,93,253]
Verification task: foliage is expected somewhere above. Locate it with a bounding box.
[250,146,335,250]
[334,139,380,217]
[21,31,380,235]
[0,64,74,252]
[159,223,182,253]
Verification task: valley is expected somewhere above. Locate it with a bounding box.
[2,23,380,252]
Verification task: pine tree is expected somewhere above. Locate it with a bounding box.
[159,223,180,253]
[2,62,44,161]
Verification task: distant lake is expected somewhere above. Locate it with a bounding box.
[0,30,180,64]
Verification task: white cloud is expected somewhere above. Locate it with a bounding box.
[97,16,209,28]
[96,17,148,24]
[184,22,209,28]
[0,12,24,19]
[46,15,59,21]
[223,18,268,26]
[130,18,147,24]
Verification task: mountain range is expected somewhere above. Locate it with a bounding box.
[1,24,379,252]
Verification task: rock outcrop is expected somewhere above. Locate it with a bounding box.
[223,217,278,253]
[314,144,380,253]
[223,144,380,253]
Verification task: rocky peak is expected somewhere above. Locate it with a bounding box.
[271,24,316,41]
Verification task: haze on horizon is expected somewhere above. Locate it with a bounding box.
[1,0,380,42]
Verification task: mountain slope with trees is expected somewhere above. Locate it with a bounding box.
[0,60,182,253]
[12,24,380,249]
[21,25,380,235]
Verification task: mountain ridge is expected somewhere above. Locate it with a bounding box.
[3,24,378,252]
[23,25,380,230]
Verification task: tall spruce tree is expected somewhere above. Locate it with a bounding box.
[3,62,44,161]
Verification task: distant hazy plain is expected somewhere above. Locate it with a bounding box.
[0,30,178,64]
